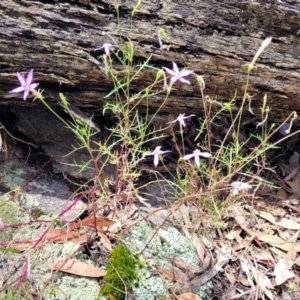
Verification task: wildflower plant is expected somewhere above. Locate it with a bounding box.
[7,34,295,223]
[7,36,293,223]
[4,7,300,296]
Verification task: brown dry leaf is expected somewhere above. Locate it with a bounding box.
[173,203,192,226]
[171,258,200,273]
[225,228,242,242]
[98,230,112,251]
[277,188,288,199]
[240,224,256,237]
[233,236,252,251]
[70,216,115,230]
[51,259,106,277]
[295,257,300,268]
[202,253,212,271]
[231,206,246,225]
[258,234,300,252]
[251,266,273,300]
[156,266,175,281]
[8,240,38,251]
[286,246,297,261]
[108,295,118,300]
[8,229,87,251]
[181,229,206,264]
[239,277,251,287]
[43,228,67,240]
[286,174,300,194]
[274,226,289,241]
[288,228,300,243]
[191,233,205,262]
[156,266,188,284]
[256,184,272,196]
[178,292,203,300]
[225,266,236,284]
[270,247,291,260]
[274,259,295,285]
[252,249,273,261]
[255,210,300,230]
[45,229,87,243]
[277,218,300,230]
[285,198,300,206]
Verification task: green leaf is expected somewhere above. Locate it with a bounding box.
[59,93,69,106]
[132,0,142,17]
[159,28,168,39]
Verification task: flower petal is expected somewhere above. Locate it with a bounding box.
[167,119,177,125]
[183,153,195,160]
[30,83,39,89]
[153,146,162,152]
[160,150,171,154]
[180,70,193,77]
[186,114,196,118]
[172,62,179,74]
[16,72,26,86]
[170,76,178,84]
[23,89,29,100]
[178,78,191,85]
[26,69,34,86]
[179,120,186,127]
[199,152,212,158]
[9,86,25,94]
[94,46,104,51]
[104,45,110,56]
[162,67,176,76]
[194,155,200,167]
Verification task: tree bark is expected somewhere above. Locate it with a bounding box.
[1,0,300,123]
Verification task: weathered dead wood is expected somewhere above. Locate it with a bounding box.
[0,0,300,125]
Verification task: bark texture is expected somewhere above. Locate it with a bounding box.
[1,0,300,123]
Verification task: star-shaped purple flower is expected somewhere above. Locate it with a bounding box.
[230,181,251,196]
[94,43,118,56]
[142,146,171,167]
[162,62,193,89]
[183,149,212,167]
[167,113,196,127]
[9,69,39,101]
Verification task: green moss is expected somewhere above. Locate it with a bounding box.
[100,245,138,300]
[0,194,29,242]
[34,208,46,217]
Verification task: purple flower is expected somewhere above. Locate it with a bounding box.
[94,43,118,56]
[142,146,171,167]
[167,113,195,127]
[183,149,211,167]
[279,123,291,136]
[162,62,193,89]
[9,69,39,101]
[230,181,251,196]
